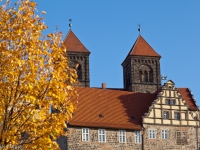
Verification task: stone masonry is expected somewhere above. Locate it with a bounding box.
[68,52,90,87]
[66,127,142,150]
[143,124,198,150]
[122,56,161,93]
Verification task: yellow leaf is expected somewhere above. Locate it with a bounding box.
[41,11,46,14]
[47,33,53,38]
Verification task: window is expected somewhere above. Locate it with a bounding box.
[171,100,176,105]
[77,64,82,80]
[82,128,89,141]
[119,130,126,143]
[163,111,169,119]
[174,112,180,120]
[161,130,168,139]
[98,129,106,142]
[176,131,188,145]
[182,112,186,119]
[166,99,170,105]
[148,130,156,139]
[135,131,142,143]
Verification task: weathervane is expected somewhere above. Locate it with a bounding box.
[161,75,167,80]
[138,24,141,34]
[69,19,72,29]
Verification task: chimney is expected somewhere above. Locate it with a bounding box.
[102,83,106,89]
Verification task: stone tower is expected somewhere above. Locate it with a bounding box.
[122,35,161,93]
[64,30,90,87]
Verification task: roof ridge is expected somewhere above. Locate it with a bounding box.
[75,86,156,95]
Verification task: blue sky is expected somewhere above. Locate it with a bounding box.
[10,1,200,106]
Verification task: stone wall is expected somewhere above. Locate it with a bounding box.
[68,52,90,87]
[143,124,197,150]
[122,55,161,93]
[65,127,142,150]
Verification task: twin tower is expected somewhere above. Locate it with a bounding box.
[64,30,161,93]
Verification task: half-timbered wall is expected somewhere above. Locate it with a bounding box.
[143,80,199,126]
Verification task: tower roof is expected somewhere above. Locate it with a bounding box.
[128,35,161,57]
[63,30,90,53]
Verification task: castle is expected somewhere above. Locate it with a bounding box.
[57,29,200,150]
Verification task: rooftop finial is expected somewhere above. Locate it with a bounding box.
[69,19,72,29]
[138,24,141,34]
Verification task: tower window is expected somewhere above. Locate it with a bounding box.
[139,65,153,83]
[144,71,148,82]
[77,64,82,80]
[149,71,153,82]
[140,71,144,82]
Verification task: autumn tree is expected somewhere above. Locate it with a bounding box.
[0,0,77,149]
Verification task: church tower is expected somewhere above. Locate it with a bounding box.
[64,30,90,87]
[122,35,161,93]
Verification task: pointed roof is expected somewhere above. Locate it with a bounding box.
[63,30,90,53]
[128,35,161,57]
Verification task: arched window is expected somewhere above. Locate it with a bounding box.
[140,71,144,82]
[77,64,82,80]
[149,71,153,82]
[139,65,152,83]
[144,71,148,82]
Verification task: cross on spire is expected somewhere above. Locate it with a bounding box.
[69,19,72,29]
[138,24,141,34]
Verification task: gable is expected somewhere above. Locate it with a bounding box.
[143,80,199,126]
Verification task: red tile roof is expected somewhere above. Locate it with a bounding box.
[63,30,90,53]
[69,87,157,130]
[69,87,198,130]
[178,88,198,111]
[128,35,161,57]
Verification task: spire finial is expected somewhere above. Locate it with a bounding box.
[69,19,72,29]
[138,24,141,34]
